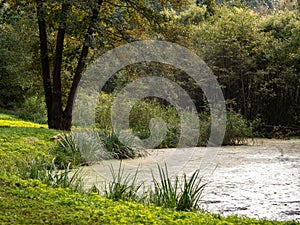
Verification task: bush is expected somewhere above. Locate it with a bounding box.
[223,111,253,145]
[198,112,211,146]
[17,96,47,124]
[53,129,145,168]
[103,162,207,211]
[96,93,181,148]
[53,131,112,168]
[130,99,180,148]
[53,133,85,167]
[95,93,253,147]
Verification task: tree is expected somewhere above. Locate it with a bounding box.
[36,0,103,130]
[191,6,300,133]
[34,0,190,130]
[0,0,38,108]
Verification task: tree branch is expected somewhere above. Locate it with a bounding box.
[64,0,103,117]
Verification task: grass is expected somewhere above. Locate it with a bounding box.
[149,164,206,211]
[103,162,144,202]
[0,113,59,176]
[20,157,84,191]
[0,112,299,224]
[1,176,298,225]
[53,129,144,168]
[99,129,140,159]
[0,113,47,128]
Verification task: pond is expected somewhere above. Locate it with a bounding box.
[82,139,300,222]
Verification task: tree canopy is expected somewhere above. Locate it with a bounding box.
[0,0,299,135]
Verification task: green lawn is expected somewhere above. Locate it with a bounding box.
[0,113,298,224]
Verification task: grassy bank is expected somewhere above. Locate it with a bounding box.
[0,113,298,224]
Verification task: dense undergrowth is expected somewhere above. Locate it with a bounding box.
[0,113,299,224]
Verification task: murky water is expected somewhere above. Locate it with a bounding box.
[200,140,300,221]
[82,139,300,222]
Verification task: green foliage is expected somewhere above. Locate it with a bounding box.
[20,157,84,192]
[129,99,181,148]
[104,162,207,211]
[176,170,207,211]
[17,96,47,124]
[97,95,177,148]
[96,93,181,148]
[99,129,140,159]
[53,132,89,168]
[2,175,297,224]
[0,1,40,108]
[103,162,144,202]
[53,129,143,168]
[0,114,298,224]
[0,118,56,173]
[149,164,206,211]
[163,4,207,25]
[95,93,115,129]
[95,93,252,147]
[203,0,217,16]
[0,112,47,128]
[223,111,253,145]
[190,6,300,136]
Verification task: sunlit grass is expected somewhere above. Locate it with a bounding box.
[0,116,47,128]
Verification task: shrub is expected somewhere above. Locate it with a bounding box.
[95,93,114,129]
[223,111,253,145]
[17,96,47,124]
[99,129,142,159]
[54,131,115,167]
[198,112,211,146]
[176,170,207,211]
[103,162,207,211]
[95,93,253,147]
[53,132,85,167]
[96,93,181,149]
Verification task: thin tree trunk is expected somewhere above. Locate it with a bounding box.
[49,2,70,130]
[36,0,53,126]
[63,0,103,130]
